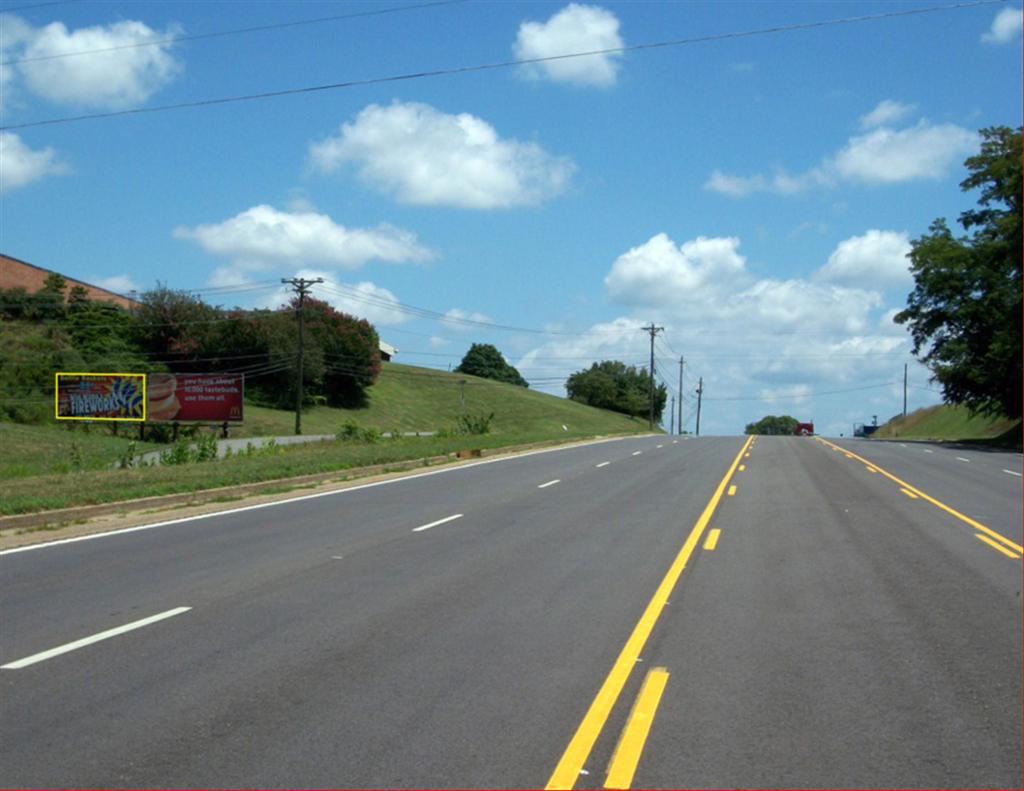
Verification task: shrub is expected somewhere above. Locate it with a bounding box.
[457,411,495,435]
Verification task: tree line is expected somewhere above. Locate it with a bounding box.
[0,278,380,423]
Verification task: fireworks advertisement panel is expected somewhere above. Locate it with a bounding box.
[55,373,146,422]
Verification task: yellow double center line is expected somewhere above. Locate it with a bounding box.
[545,436,753,790]
[815,437,1022,556]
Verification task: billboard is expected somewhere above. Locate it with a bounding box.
[55,373,146,422]
[146,373,244,423]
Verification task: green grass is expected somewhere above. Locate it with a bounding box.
[873,404,1021,448]
[233,362,648,440]
[0,430,625,515]
[0,421,160,477]
[0,363,650,515]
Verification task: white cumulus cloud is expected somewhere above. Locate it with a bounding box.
[982,7,1022,43]
[518,230,913,434]
[0,131,67,192]
[309,101,573,209]
[251,270,410,326]
[442,307,494,331]
[859,99,916,129]
[706,112,977,197]
[834,121,978,184]
[514,4,623,87]
[173,205,435,270]
[4,14,182,109]
[814,230,912,288]
[90,274,141,294]
[604,233,749,306]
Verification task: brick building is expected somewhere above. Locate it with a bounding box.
[0,253,140,310]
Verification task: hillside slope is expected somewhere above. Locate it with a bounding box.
[872,404,1020,447]
[238,362,650,439]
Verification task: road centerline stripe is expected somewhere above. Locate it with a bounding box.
[604,667,670,790]
[545,436,753,790]
[632,451,642,457]
[1003,469,1022,477]
[899,488,919,500]
[975,534,1022,559]
[412,513,463,533]
[538,479,561,489]
[596,462,611,468]
[815,438,1023,554]
[956,457,970,463]
[2,607,192,670]
[703,529,721,551]
[727,485,737,496]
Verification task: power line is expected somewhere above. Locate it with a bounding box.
[1,1,469,66]
[704,382,897,402]
[1,0,1001,131]
[0,0,79,13]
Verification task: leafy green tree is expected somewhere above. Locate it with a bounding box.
[744,415,799,435]
[566,360,666,420]
[895,126,1022,419]
[132,284,221,361]
[455,343,528,387]
[303,297,381,408]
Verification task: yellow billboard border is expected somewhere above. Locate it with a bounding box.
[55,372,147,422]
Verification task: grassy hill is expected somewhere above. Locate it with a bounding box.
[872,404,1021,448]
[235,362,649,440]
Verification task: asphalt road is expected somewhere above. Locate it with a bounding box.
[1,435,1020,789]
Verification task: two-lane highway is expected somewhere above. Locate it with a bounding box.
[1,434,1019,788]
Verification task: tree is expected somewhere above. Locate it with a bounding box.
[302,297,381,408]
[745,415,798,435]
[566,360,666,420]
[455,343,528,387]
[895,126,1022,419]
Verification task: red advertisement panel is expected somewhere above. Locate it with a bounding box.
[147,373,244,423]
[56,373,146,421]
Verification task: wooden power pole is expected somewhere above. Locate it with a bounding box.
[281,276,323,435]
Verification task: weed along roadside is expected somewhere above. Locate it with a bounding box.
[0,432,646,548]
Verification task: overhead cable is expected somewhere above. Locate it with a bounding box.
[1,1,469,66]
[1,0,1001,130]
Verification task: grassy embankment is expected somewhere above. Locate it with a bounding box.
[872,404,1021,449]
[0,363,650,515]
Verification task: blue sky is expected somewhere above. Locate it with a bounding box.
[2,0,1021,435]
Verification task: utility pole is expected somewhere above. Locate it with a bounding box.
[281,276,323,435]
[678,356,685,435]
[642,324,664,431]
[903,363,908,417]
[670,396,675,435]
[695,377,704,437]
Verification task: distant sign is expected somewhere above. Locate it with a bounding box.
[146,373,244,423]
[55,373,146,422]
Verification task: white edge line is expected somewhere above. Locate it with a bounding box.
[1003,469,1022,477]
[412,513,463,533]
[1,607,191,670]
[595,461,611,468]
[538,479,561,489]
[0,435,634,556]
